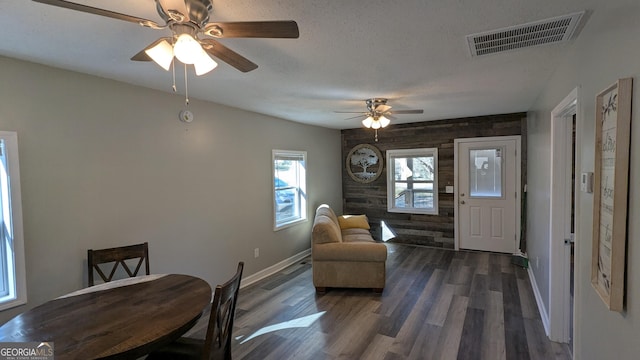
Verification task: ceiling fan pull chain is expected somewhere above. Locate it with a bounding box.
[171,60,177,93]
[184,64,189,106]
[375,129,379,142]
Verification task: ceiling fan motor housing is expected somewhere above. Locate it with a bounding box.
[156,0,213,27]
[366,98,388,111]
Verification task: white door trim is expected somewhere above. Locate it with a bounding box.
[549,87,579,344]
[454,136,522,252]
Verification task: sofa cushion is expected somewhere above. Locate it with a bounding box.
[338,215,370,230]
[313,242,387,262]
[315,204,339,225]
[312,215,342,244]
[341,228,375,243]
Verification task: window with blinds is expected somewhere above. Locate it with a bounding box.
[272,150,307,230]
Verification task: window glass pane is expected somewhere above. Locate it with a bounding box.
[469,148,503,198]
[411,157,435,180]
[413,191,434,209]
[393,158,410,181]
[275,188,295,222]
[393,157,434,181]
[393,182,407,197]
[394,182,408,207]
[413,183,433,191]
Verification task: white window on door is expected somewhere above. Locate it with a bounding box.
[386,148,438,215]
[272,150,307,230]
[0,131,27,310]
[468,147,504,198]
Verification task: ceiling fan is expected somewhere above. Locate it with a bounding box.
[32,0,299,74]
[336,98,424,129]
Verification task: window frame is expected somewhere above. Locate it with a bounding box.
[386,148,439,215]
[272,150,307,230]
[0,131,27,311]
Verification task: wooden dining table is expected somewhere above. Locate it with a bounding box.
[0,274,212,359]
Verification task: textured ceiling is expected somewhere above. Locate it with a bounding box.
[0,0,620,129]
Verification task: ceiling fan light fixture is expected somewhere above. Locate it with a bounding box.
[173,33,203,65]
[32,0,300,75]
[194,52,218,75]
[371,119,382,129]
[362,116,374,128]
[379,115,391,128]
[145,39,174,71]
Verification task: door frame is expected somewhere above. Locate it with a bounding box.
[454,136,522,252]
[549,87,579,344]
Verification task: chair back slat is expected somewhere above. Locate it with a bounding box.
[87,242,150,286]
[202,262,244,360]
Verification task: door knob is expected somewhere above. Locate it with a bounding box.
[460,200,466,204]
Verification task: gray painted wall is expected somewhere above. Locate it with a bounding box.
[0,56,343,323]
[527,2,639,358]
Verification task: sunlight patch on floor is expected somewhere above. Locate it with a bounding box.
[236,311,326,344]
[381,221,396,242]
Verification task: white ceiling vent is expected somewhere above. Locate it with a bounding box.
[466,11,585,57]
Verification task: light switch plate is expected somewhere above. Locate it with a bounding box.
[446,186,454,193]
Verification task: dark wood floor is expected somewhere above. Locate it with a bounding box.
[185,243,572,360]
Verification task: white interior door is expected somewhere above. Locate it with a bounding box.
[456,137,521,253]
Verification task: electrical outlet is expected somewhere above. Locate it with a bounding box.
[254,248,259,258]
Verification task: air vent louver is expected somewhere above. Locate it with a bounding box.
[467,11,585,56]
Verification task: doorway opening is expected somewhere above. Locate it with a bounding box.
[570,113,576,350]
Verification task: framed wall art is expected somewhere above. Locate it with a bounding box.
[346,144,384,183]
[591,77,633,312]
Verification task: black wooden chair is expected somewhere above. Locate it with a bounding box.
[147,262,244,360]
[87,242,150,286]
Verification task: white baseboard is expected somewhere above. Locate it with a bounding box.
[528,266,550,336]
[241,248,311,288]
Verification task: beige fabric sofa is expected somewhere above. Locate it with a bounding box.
[311,204,387,293]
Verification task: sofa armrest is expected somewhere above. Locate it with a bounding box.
[313,242,387,262]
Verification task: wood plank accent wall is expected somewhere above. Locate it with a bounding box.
[341,113,527,249]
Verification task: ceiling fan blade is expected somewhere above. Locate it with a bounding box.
[200,39,258,73]
[344,114,368,121]
[204,21,299,38]
[334,111,368,114]
[131,49,151,62]
[32,0,163,28]
[391,110,424,114]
